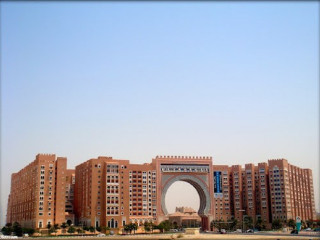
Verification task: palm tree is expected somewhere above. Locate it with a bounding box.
[67,226,75,234]
[49,226,57,236]
[287,219,295,229]
[60,222,68,233]
[243,216,253,230]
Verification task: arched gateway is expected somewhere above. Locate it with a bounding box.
[154,156,214,231]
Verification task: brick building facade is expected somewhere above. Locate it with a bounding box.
[6,154,74,229]
[6,155,317,230]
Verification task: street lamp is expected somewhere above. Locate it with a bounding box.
[81,219,84,237]
[239,210,245,233]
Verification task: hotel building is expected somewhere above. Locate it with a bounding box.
[6,154,74,229]
[6,154,317,230]
[74,156,157,229]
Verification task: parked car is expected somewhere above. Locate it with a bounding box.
[235,229,242,233]
[96,233,106,237]
[246,229,254,233]
[220,229,226,234]
[305,228,312,231]
[290,230,298,234]
[314,228,320,232]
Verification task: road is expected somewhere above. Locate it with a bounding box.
[26,232,320,240]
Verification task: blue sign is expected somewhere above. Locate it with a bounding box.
[214,171,222,197]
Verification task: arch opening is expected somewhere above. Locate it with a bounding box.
[165,181,200,214]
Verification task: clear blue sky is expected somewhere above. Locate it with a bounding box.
[1,2,319,225]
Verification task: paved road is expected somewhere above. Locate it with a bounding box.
[19,232,319,240]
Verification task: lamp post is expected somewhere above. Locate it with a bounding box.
[81,219,84,237]
[239,210,245,233]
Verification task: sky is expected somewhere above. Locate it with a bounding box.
[1,2,319,226]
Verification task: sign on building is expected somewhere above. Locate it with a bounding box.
[214,171,223,198]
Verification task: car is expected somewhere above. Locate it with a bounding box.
[220,229,226,234]
[290,230,298,234]
[314,228,320,232]
[96,233,106,237]
[305,228,312,231]
[246,229,254,233]
[235,229,242,233]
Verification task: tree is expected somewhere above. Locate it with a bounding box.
[49,226,57,235]
[255,218,263,231]
[1,223,13,236]
[272,219,283,230]
[244,216,253,230]
[67,226,76,234]
[29,228,35,235]
[5,223,12,228]
[22,228,35,236]
[301,220,306,229]
[76,228,83,234]
[287,219,295,229]
[13,222,23,236]
[83,226,89,231]
[61,222,67,229]
[124,223,137,234]
[124,224,132,234]
[230,218,238,231]
[144,222,152,232]
[88,226,95,233]
[150,223,156,233]
[132,223,138,234]
[211,220,223,232]
[61,222,68,233]
[158,220,172,233]
[306,220,313,228]
[1,225,13,236]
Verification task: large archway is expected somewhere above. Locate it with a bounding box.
[155,156,214,231]
[161,175,211,216]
